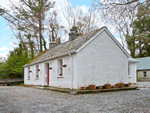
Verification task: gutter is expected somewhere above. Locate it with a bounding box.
[69,53,73,90]
[23,51,76,68]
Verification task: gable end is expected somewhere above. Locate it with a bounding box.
[76,27,130,58]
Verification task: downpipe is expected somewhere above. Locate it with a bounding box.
[69,53,73,90]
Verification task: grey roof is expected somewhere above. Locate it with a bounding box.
[24,27,104,67]
[24,26,130,67]
[136,57,150,70]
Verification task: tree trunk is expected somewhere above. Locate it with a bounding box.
[39,13,43,53]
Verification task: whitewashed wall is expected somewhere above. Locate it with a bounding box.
[24,63,45,85]
[49,55,77,89]
[76,30,129,89]
[24,55,77,89]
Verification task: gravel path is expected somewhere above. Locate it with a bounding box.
[0,86,150,113]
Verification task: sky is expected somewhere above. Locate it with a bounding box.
[0,0,125,58]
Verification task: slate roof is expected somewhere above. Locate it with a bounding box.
[24,27,105,67]
[136,57,150,70]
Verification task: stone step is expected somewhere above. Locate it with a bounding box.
[130,85,146,88]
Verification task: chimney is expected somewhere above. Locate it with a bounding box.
[69,32,79,41]
[69,26,79,41]
[49,42,58,49]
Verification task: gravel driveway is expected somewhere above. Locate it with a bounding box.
[0,86,150,113]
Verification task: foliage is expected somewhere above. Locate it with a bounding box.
[126,2,150,58]
[0,46,30,78]
[70,26,78,32]
[27,49,48,64]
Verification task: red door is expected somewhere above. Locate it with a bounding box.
[47,64,49,85]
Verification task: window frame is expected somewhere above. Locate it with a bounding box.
[28,67,30,80]
[58,59,63,76]
[128,64,130,76]
[36,65,39,78]
[143,71,147,78]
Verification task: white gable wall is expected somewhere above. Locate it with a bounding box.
[76,30,128,88]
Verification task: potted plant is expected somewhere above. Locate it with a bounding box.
[59,73,62,76]
[102,85,106,89]
[115,83,120,88]
[96,86,99,89]
[99,86,103,89]
[49,67,52,70]
[29,70,32,73]
[128,83,131,86]
[120,83,125,87]
[86,87,89,90]
[105,84,111,89]
[89,84,95,90]
[125,84,128,87]
[81,87,85,90]
[111,85,115,88]
[62,64,67,67]
[37,69,40,71]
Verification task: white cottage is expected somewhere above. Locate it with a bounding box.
[23,26,138,89]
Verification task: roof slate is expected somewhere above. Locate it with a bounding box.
[26,27,105,66]
[136,57,150,70]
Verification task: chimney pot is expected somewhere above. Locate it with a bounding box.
[49,42,58,49]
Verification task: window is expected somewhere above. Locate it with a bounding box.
[143,71,147,78]
[28,67,30,79]
[58,59,63,76]
[128,64,130,76]
[36,65,39,78]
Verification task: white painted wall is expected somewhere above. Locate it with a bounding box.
[24,63,45,85]
[24,55,77,89]
[76,30,129,89]
[128,63,137,83]
[48,55,77,89]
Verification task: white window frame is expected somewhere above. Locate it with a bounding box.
[58,59,63,76]
[28,67,30,80]
[36,65,39,79]
[128,64,130,76]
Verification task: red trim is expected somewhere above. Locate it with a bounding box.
[47,64,49,85]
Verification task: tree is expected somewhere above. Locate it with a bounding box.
[127,2,150,58]
[1,0,55,54]
[0,44,30,78]
[61,0,101,35]
[93,0,149,57]
[46,10,68,43]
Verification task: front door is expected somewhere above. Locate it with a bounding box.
[47,64,49,85]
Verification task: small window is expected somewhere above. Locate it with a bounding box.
[28,67,30,79]
[128,64,130,76]
[58,59,63,76]
[143,71,147,77]
[36,65,39,78]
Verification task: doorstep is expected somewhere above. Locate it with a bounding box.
[36,86,139,95]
